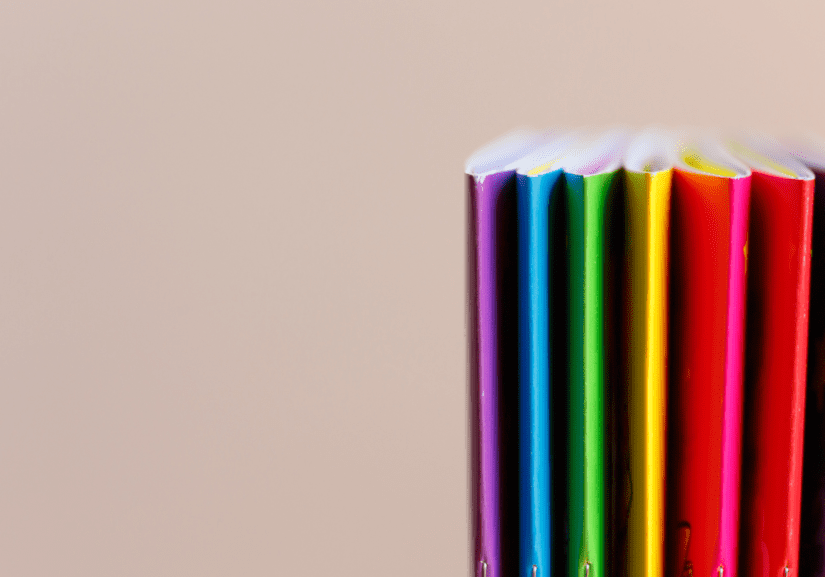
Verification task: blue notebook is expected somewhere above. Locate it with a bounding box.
[513,134,575,577]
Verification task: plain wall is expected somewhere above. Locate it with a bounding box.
[1,0,824,575]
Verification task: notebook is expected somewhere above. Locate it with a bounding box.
[563,130,629,577]
[620,130,674,577]
[729,137,814,577]
[465,129,552,577]
[665,139,751,577]
[513,133,578,577]
[784,137,825,577]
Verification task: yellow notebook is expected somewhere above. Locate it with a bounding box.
[620,131,673,577]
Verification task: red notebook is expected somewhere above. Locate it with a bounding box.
[733,140,815,577]
[783,138,825,577]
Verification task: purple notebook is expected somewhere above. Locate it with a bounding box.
[466,130,549,577]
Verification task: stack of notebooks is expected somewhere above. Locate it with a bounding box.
[465,129,825,577]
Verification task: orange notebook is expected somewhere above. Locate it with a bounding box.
[665,141,751,577]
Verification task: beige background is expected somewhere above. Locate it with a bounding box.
[1,0,824,575]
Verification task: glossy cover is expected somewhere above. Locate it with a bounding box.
[516,166,565,577]
[665,162,751,577]
[566,167,622,577]
[736,154,814,577]
[622,167,671,577]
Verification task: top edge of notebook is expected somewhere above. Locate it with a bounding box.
[623,128,679,174]
[726,133,813,180]
[673,133,751,179]
[780,133,825,172]
[560,128,632,176]
[465,128,558,178]
[513,131,582,176]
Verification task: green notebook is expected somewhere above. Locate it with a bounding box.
[562,132,627,577]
